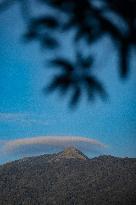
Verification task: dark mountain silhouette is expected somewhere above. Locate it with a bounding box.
[0,147,136,205]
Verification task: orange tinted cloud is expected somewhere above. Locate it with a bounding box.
[1,136,107,157]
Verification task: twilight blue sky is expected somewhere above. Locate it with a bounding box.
[0,3,136,164]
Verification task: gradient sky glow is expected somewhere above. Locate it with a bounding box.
[0,4,136,164]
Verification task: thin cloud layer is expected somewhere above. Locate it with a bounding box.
[1,136,107,158]
[0,112,48,125]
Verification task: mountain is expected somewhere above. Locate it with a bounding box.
[48,147,89,161]
[0,147,136,205]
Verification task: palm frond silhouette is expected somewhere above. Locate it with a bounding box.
[0,0,135,106]
[45,54,106,106]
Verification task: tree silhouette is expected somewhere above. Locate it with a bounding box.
[0,0,136,106]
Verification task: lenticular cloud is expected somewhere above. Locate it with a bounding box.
[1,136,107,157]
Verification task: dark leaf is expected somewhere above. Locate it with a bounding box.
[97,14,123,40]
[41,0,76,13]
[85,76,107,100]
[119,40,129,77]
[31,16,59,29]
[76,52,93,69]
[41,36,59,49]
[46,74,73,93]
[23,30,38,41]
[51,58,74,72]
[70,86,81,106]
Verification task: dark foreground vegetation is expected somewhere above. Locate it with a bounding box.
[0,147,136,205]
[1,0,136,106]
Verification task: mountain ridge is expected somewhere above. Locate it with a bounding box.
[2,147,134,166]
[0,148,136,205]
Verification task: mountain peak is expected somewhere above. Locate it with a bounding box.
[54,147,88,160]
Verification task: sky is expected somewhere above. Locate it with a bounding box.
[0,3,136,164]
